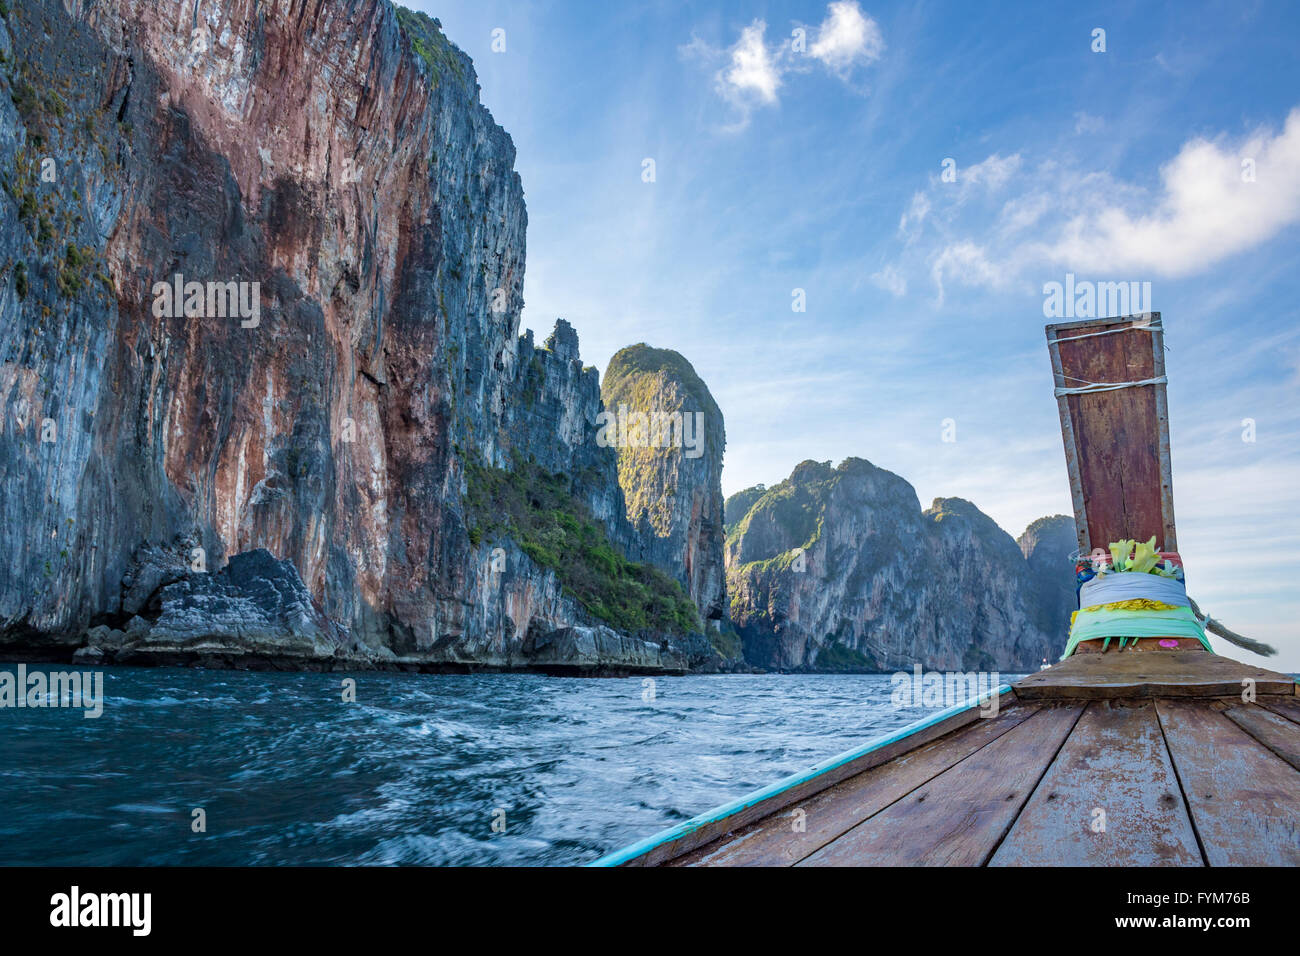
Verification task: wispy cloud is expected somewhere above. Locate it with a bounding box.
[930,241,1006,305]
[871,263,907,296]
[684,1,884,129]
[910,107,1300,298]
[1073,111,1105,135]
[899,153,1021,241]
[891,152,1024,301]
[960,153,1021,189]
[898,191,930,238]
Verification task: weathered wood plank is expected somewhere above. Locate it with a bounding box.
[619,689,1016,866]
[1014,650,1295,700]
[990,700,1201,866]
[1257,694,1300,725]
[675,703,1040,866]
[1051,315,1171,551]
[1155,699,1300,865]
[1221,703,1300,773]
[797,704,1084,866]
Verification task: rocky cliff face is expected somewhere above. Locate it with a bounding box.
[0,1,1067,677]
[726,459,1063,672]
[1017,514,1079,649]
[0,1,715,673]
[601,345,727,627]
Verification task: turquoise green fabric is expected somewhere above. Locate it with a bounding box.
[1062,606,1211,660]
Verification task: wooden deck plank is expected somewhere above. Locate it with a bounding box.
[1014,650,1295,700]
[1221,703,1300,773]
[1257,694,1300,725]
[1155,699,1300,866]
[675,703,1040,866]
[796,704,1084,866]
[989,700,1201,866]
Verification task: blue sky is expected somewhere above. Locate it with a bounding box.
[414,0,1300,667]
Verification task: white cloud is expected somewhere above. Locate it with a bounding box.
[686,3,884,128]
[960,153,1020,189]
[809,1,885,76]
[721,21,782,106]
[1032,108,1300,276]
[904,108,1300,299]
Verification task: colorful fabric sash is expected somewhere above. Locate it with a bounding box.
[1063,570,1212,659]
[1062,606,1209,658]
[1078,571,1191,609]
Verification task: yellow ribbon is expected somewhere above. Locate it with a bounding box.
[1070,598,1180,625]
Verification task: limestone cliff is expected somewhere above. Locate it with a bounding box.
[1017,514,1079,649]
[726,459,1063,671]
[601,345,727,627]
[0,1,714,673]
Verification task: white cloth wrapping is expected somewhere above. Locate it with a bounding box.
[1078,571,1190,609]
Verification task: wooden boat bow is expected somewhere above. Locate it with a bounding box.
[593,659,1298,866]
[593,314,1298,867]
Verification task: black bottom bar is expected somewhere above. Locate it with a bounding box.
[0,866,1289,943]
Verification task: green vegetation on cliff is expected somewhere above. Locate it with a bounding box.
[394,5,466,85]
[706,622,744,661]
[724,484,766,532]
[815,641,879,672]
[463,459,701,635]
[603,344,718,413]
[725,459,839,557]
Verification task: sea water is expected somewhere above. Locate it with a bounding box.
[0,667,1020,865]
